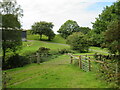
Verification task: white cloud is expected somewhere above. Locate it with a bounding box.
[17,0,115,33]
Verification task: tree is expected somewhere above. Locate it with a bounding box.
[1,0,23,69]
[79,27,91,34]
[44,30,55,41]
[105,20,120,55]
[67,32,90,52]
[91,2,118,47]
[0,0,23,17]
[2,14,21,29]
[57,20,80,39]
[31,21,55,40]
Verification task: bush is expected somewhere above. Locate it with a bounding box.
[67,32,90,52]
[58,49,75,54]
[5,54,30,69]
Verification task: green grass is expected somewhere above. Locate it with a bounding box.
[5,55,109,88]
[27,31,66,44]
[48,34,66,44]
[18,40,70,55]
[89,47,109,55]
[4,33,112,88]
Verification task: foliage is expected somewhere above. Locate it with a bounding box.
[57,20,80,39]
[91,2,120,47]
[87,30,105,47]
[31,21,55,40]
[67,32,90,52]
[37,47,50,55]
[94,54,120,88]
[0,0,23,17]
[79,27,91,34]
[1,0,23,69]
[105,20,120,55]
[2,14,21,29]
[44,29,55,41]
[58,49,74,54]
[4,53,29,69]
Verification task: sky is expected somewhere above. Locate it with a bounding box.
[17,0,117,33]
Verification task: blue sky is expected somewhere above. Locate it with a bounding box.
[17,0,117,33]
[86,2,114,11]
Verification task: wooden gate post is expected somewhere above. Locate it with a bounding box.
[79,56,82,69]
[88,57,91,71]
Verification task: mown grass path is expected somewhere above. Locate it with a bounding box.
[6,55,109,88]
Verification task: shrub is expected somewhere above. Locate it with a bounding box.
[58,49,75,54]
[5,54,30,69]
[67,32,90,52]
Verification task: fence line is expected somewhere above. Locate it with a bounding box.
[69,53,91,72]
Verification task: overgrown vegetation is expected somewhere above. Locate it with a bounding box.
[67,32,90,52]
[1,0,23,70]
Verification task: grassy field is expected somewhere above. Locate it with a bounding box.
[27,31,66,44]
[5,55,109,88]
[3,33,111,88]
[89,47,109,55]
[18,40,70,56]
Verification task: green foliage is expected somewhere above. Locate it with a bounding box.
[79,27,91,34]
[2,14,21,29]
[57,20,80,39]
[87,31,105,47]
[31,21,55,40]
[37,47,50,56]
[5,54,29,69]
[58,49,74,54]
[1,0,23,69]
[44,29,55,41]
[67,32,90,52]
[0,0,23,17]
[94,54,120,88]
[91,2,120,47]
[105,20,120,54]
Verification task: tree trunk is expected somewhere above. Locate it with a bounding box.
[48,36,51,41]
[40,34,42,40]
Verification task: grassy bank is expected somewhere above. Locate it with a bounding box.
[5,55,109,88]
[18,40,70,56]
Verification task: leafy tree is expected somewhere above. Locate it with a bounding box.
[1,0,23,69]
[31,21,55,40]
[45,30,55,41]
[87,30,105,47]
[2,14,21,29]
[79,27,91,34]
[67,32,90,52]
[91,2,118,46]
[0,0,23,17]
[57,20,80,39]
[105,20,120,55]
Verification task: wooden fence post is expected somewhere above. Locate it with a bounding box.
[36,52,40,64]
[79,56,82,69]
[3,72,7,88]
[70,56,73,64]
[88,57,91,71]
